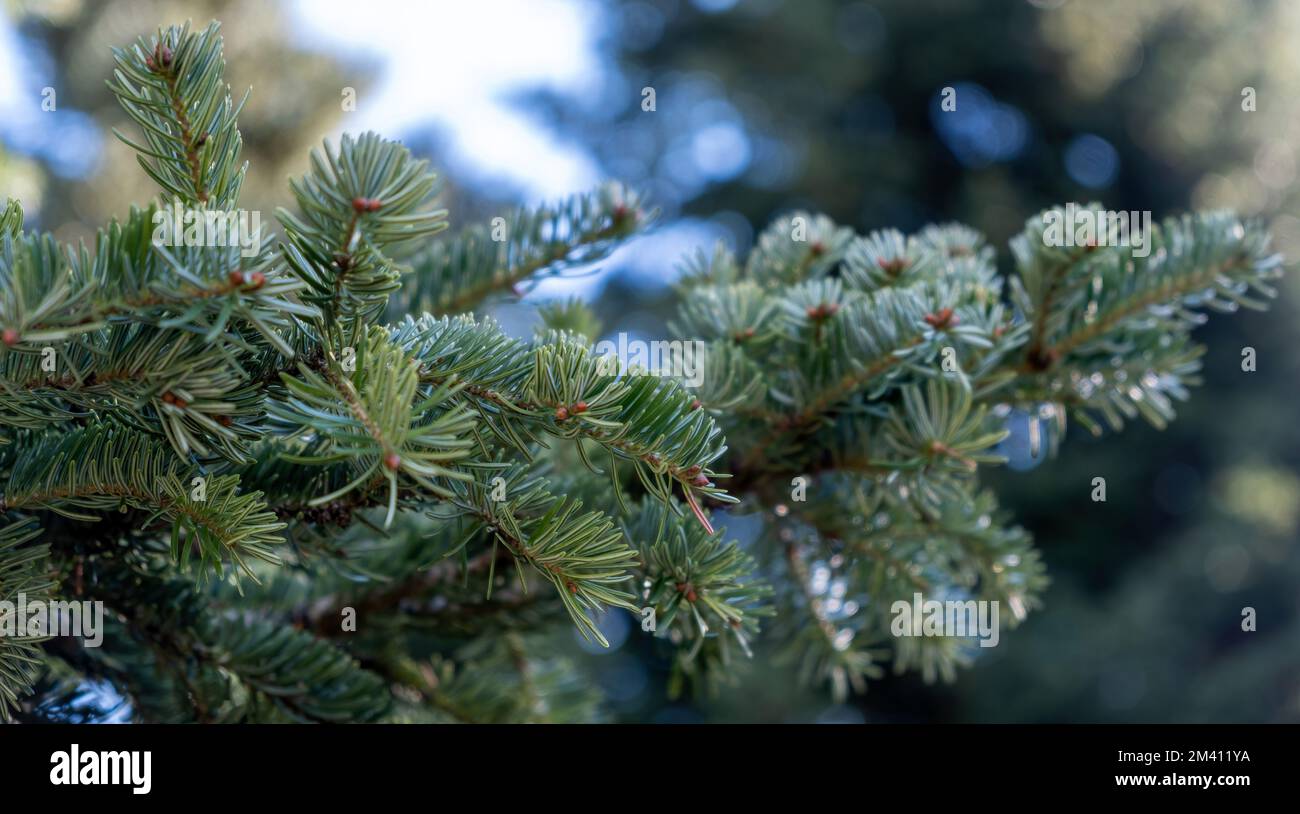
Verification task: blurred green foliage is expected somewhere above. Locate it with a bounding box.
[570,0,1300,722]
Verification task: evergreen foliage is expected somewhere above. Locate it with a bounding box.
[0,21,1282,722]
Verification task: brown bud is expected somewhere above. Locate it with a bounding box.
[573,400,588,413]
[1,328,18,347]
[384,452,401,471]
[877,257,908,276]
[806,302,839,321]
[690,399,702,411]
[352,197,369,213]
[555,406,569,421]
[366,198,382,213]
[228,270,245,287]
[692,474,710,487]
[924,307,956,329]
[161,392,176,404]
[248,271,266,289]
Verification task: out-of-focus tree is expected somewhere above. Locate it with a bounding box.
[1,0,360,243]
[542,0,1300,722]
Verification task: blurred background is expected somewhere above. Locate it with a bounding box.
[2,0,1297,722]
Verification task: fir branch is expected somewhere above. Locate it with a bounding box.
[268,328,477,526]
[1011,208,1281,373]
[393,315,734,527]
[0,206,305,371]
[400,644,604,724]
[0,323,266,462]
[626,500,772,659]
[781,540,882,701]
[0,426,282,582]
[83,555,388,722]
[401,183,652,317]
[108,21,248,208]
[0,199,21,237]
[744,211,854,286]
[209,617,389,722]
[297,543,513,638]
[445,475,640,646]
[0,518,51,722]
[278,132,448,325]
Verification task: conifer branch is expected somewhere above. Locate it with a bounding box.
[0,518,51,722]
[401,183,652,317]
[0,427,282,582]
[3,17,1284,720]
[268,328,477,526]
[278,133,448,326]
[393,315,733,526]
[108,21,248,208]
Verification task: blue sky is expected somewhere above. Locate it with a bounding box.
[288,0,609,201]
